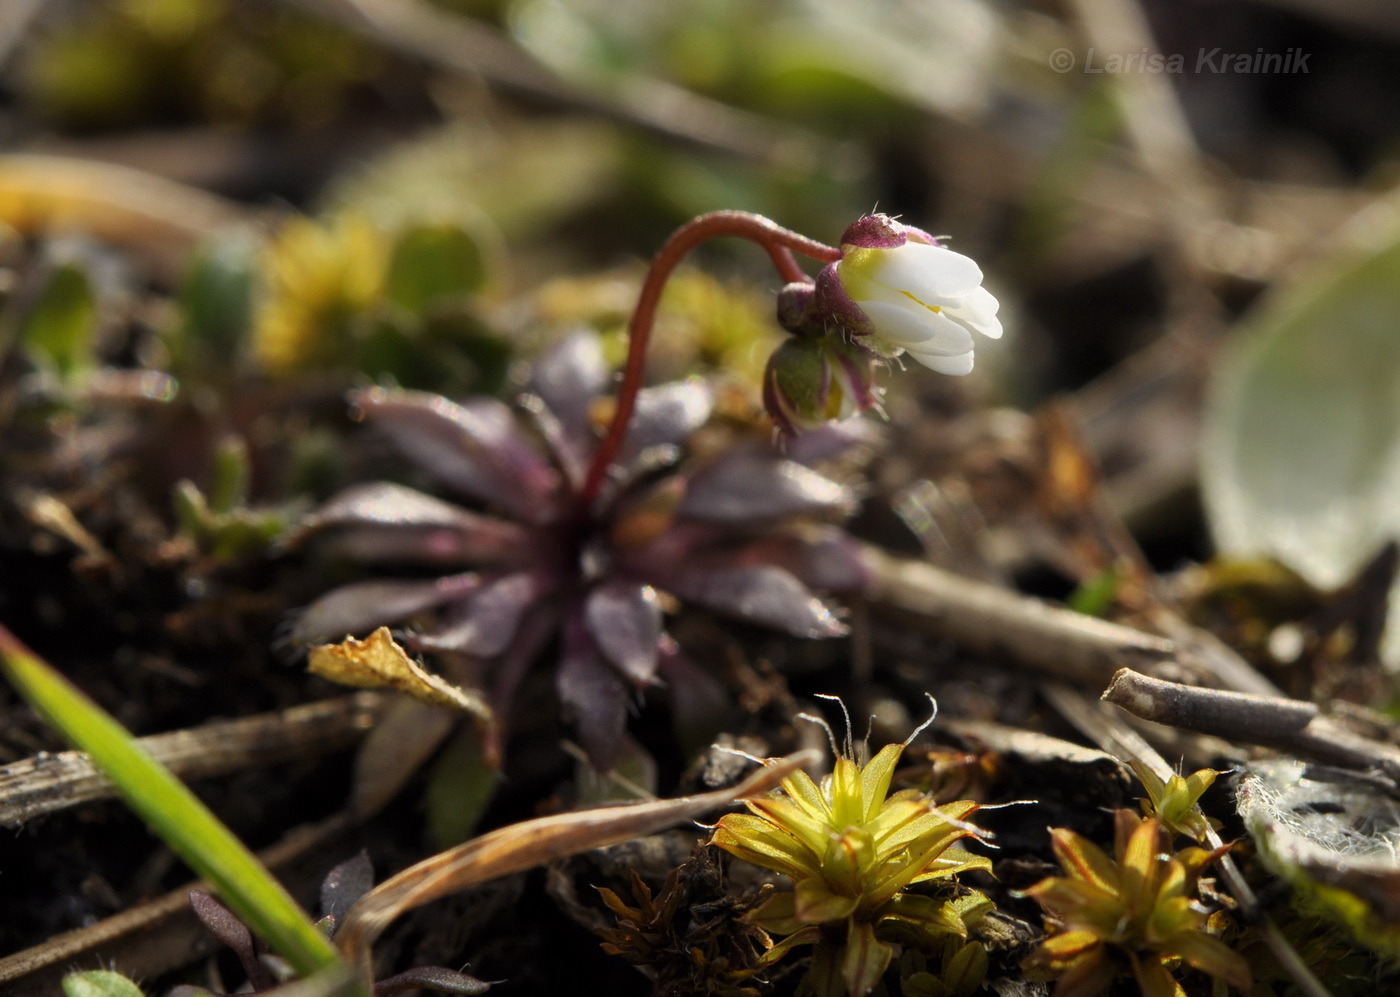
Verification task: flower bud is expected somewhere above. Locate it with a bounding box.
[763,335,877,438]
[776,281,821,335]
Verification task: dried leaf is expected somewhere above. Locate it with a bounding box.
[1237,758,1400,956]
[334,751,821,975]
[309,628,491,722]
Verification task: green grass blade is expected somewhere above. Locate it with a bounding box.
[0,625,349,983]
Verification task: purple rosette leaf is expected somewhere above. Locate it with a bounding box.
[297,482,490,532]
[783,419,881,467]
[677,449,855,524]
[189,890,271,990]
[519,392,588,491]
[296,482,531,566]
[292,573,482,644]
[656,642,733,756]
[617,380,714,466]
[736,528,873,592]
[584,580,663,685]
[557,616,629,769]
[352,388,559,519]
[527,331,610,444]
[416,571,551,657]
[319,851,374,923]
[663,561,847,638]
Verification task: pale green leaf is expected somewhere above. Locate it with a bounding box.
[1202,229,1400,665]
[425,723,499,849]
[22,261,96,378]
[62,970,147,997]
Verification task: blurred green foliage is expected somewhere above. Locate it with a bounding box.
[174,211,508,396]
[25,0,383,129]
[21,258,97,381]
[173,435,296,562]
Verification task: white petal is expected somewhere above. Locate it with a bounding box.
[867,243,983,302]
[902,345,975,375]
[859,300,974,354]
[941,286,1003,340]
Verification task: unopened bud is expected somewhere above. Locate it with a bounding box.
[763,335,877,439]
[776,281,821,335]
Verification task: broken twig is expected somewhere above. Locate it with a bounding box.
[1103,668,1400,780]
[863,545,1173,685]
[0,694,382,825]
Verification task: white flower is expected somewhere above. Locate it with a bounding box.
[837,241,1002,375]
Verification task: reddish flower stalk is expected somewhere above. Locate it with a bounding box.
[577,211,841,509]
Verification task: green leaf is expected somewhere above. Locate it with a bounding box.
[842,920,894,997]
[210,435,251,516]
[1067,566,1121,618]
[179,231,259,366]
[22,261,96,379]
[385,223,487,312]
[0,626,354,987]
[425,723,498,848]
[1202,231,1400,666]
[62,970,147,997]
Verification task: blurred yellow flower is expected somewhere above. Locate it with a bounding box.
[252,213,386,376]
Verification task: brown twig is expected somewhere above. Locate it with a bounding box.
[863,546,1291,700]
[0,694,383,825]
[1102,668,1400,779]
[862,545,1174,686]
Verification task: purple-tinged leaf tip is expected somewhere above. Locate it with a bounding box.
[320,850,374,924]
[662,562,847,638]
[352,388,559,521]
[678,449,854,524]
[557,618,630,770]
[296,483,531,566]
[292,573,482,644]
[416,571,551,658]
[618,380,714,465]
[584,580,663,686]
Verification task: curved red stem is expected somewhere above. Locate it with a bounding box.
[577,211,840,510]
